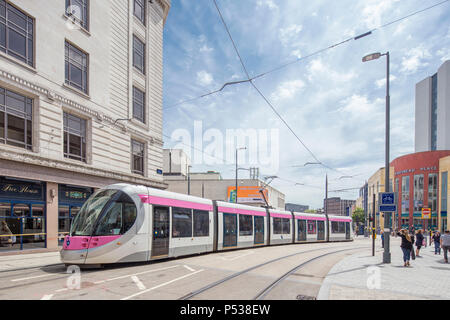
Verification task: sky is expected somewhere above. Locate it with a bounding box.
[161,0,450,209]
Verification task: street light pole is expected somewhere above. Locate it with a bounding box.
[362,51,391,263]
[235,147,247,203]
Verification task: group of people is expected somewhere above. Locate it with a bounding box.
[397,229,450,267]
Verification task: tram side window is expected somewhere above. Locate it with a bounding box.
[273,218,282,234]
[93,192,137,236]
[281,218,290,234]
[172,207,192,238]
[332,221,345,233]
[307,220,316,234]
[239,214,253,236]
[193,210,209,237]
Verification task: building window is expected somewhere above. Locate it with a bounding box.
[63,112,86,162]
[65,0,89,30]
[0,87,32,150]
[402,176,410,215]
[132,86,145,123]
[65,41,88,94]
[131,139,144,175]
[413,174,424,212]
[133,35,145,74]
[428,173,438,212]
[133,0,145,25]
[431,73,438,151]
[442,172,448,212]
[0,1,34,67]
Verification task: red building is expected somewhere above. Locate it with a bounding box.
[391,150,450,231]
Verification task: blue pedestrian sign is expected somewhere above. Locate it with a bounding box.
[379,192,396,212]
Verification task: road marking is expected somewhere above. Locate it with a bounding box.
[93,265,179,284]
[55,288,69,293]
[220,250,254,261]
[183,265,195,272]
[131,276,146,290]
[11,274,55,282]
[40,294,54,300]
[121,269,204,300]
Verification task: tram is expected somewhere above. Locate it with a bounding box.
[60,184,353,265]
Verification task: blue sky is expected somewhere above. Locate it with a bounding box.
[162,0,450,209]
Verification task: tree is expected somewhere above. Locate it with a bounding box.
[352,208,365,225]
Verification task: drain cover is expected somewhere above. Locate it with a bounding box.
[296,294,316,300]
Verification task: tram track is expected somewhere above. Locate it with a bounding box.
[253,246,366,300]
[178,243,368,300]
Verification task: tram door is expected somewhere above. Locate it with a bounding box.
[298,220,307,241]
[254,216,264,244]
[317,221,325,240]
[345,222,351,240]
[151,206,170,257]
[223,213,237,247]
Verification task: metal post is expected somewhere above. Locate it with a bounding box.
[235,149,238,204]
[372,193,376,256]
[187,165,191,195]
[383,52,391,263]
[325,174,329,242]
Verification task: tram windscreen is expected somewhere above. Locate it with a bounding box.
[70,189,118,236]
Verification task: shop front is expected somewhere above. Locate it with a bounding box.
[58,184,93,246]
[0,177,46,251]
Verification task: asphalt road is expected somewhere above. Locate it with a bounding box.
[0,240,368,300]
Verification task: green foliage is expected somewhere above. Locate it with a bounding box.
[352,208,365,224]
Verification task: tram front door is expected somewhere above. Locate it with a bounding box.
[151,206,169,257]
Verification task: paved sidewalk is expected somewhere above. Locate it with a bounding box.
[0,251,61,271]
[318,237,450,300]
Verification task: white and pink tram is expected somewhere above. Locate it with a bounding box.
[60,184,353,266]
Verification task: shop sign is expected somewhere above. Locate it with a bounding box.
[59,185,92,203]
[0,182,44,200]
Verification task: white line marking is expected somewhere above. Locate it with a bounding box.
[131,275,146,290]
[93,265,179,284]
[220,250,254,261]
[40,294,54,300]
[11,274,55,282]
[183,265,195,272]
[55,288,68,293]
[121,269,204,300]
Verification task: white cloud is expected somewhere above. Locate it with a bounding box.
[196,70,213,86]
[337,94,383,117]
[199,44,214,53]
[400,46,432,74]
[362,0,400,29]
[271,79,305,101]
[256,0,278,11]
[279,24,303,46]
[437,49,450,62]
[375,75,397,88]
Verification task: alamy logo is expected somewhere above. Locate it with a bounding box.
[366,266,381,290]
[170,120,280,174]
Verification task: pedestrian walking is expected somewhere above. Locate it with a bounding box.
[415,229,424,257]
[410,231,416,260]
[381,232,384,248]
[441,230,450,263]
[432,231,441,255]
[397,229,413,267]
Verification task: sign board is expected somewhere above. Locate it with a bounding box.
[227,186,268,204]
[422,208,431,219]
[379,192,396,212]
